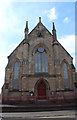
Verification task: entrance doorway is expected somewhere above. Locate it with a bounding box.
[37,81,46,99]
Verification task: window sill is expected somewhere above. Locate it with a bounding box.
[56,89,74,92]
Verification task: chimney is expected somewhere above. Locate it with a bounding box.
[25,21,29,40]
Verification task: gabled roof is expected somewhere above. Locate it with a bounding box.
[8,39,29,58]
[57,40,73,59]
[8,18,73,60]
[28,21,52,36]
[8,20,52,58]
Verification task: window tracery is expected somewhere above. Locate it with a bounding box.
[35,47,48,72]
[63,62,69,88]
[14,62,19,89]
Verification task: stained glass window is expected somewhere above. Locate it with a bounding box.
[35,47,48,72]
[38,47,44,52]
[14,62,19,89]
[63,63,69,88]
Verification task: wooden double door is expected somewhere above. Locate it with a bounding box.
[37,81,46,99]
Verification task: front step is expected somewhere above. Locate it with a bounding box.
[2,103,76,112]
[36,99,50,104]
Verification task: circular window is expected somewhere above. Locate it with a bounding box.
[38,47,44,52]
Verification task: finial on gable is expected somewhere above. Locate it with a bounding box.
[52,22,57,42]
[39,17,41,23]
[25,21,29,40]
[25,21,28,32]
[53,22,55,30]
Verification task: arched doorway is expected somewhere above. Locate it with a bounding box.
[34,79,50,100]
[38,81,46,99]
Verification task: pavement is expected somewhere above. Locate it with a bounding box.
[0,117,76,120]
[0,104,77,120]
[0,110,77,120]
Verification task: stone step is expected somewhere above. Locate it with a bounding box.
[2,103,76,113]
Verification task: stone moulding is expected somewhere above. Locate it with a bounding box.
[21,73,62,78]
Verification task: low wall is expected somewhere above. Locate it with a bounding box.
[2,94,77,106]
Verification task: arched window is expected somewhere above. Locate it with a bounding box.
[35,47,48,72]
[63,63,69,88]
[14,62,19,89]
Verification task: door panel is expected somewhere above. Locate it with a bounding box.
[38,81,46,99]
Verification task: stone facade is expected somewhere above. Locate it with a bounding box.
[0,94,1,104]
[2,17,76,105]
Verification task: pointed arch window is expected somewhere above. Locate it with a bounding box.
[63,63,69,88]
[14,62,19,89]
[35,47,48,72]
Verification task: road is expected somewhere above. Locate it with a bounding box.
[1,118,77,120]
[0,110,77,120]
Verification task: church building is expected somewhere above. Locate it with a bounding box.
[2,17,76,105]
